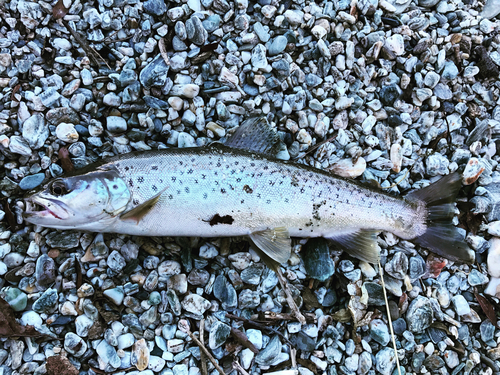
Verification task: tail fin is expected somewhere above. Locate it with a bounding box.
[406,172,474,263]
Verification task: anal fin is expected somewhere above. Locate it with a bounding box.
[249,227,291,270]
[120,188,167,223]
[326,230,381,264]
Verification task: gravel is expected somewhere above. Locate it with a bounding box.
[1,0,500,373]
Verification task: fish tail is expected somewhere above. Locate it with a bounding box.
[406,172,474,263]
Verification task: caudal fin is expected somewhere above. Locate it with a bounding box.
[406,172,474,263]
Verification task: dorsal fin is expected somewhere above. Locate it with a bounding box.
[223,116,283,157]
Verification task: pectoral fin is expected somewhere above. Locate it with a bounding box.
[120,188,167,223]
[249,227,291,270]
[326,230,381,264]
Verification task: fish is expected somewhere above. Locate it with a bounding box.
[23,117,474,267]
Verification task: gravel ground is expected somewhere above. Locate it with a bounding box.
[1,0,500,374]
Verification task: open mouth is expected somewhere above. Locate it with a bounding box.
[24,198,64,220]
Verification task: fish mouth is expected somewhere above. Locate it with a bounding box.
[23,197,69,221]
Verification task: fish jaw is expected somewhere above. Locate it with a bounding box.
[23,196,71,224]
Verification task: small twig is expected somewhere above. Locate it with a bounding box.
[60,19,110,69]
[296,134,337,159]
[290,348,297,369]
[232,360,250,375]
[381,169,410,189]
[158,37,170,66]
[186,330,226,375]
[200,319,208,375]
[276,267,306,325]
[225,313,294,347]
[379,260,402,375]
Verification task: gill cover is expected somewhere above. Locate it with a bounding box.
[23,168,131,230]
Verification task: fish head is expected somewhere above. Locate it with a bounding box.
[23,169,131,230]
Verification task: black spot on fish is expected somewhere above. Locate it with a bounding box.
[128,179,133,187]
[125,166,129,171]
[216,162,221,167]
[221,188,226,194]
[285,198,289,203]
[195,179,198,184]
[168,194,173,199]
[243,185,253,194]
[250,162,255,167]
[241,199,244,204]
[133,199,139,205]
[202,174,206,179]
[236,178,241,182]
[203,193,207,199]
[187,169,193,174]
[235,161,239,165]
[185,187,190,193]
[207,214,234,226]
[151,165,158,170]
[171,176,176,182]
[266,199,271,204]
[137,176,144,183]
[152,185,158,192]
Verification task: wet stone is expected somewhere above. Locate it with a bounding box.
[35,254,56,286]
[364,282,385,306]
[370,319,390,346]
[46,231,80,250]
[143,0,166,15]
[376,347,396,375]
[186,16,207,45]
[379,85,401,106]
[181,294,211,317]
[294,331,317,352]
[385,252,408,280]
[268,35,287,56]
[468,269,489,286]
[409,256,426,279]
[424,355,445,370]
[22,114,48,149]
[240,263,265,285]
[238,289,260,309]
[406,296,434,332]
[64,332,87,357]
[303,239,335,281]
[19,173,45,191]
[255,335,281,365]
[33,288,58,313]
[480,320,496,346]
[139,55,170,88]
[2,287,27,311]
[209,321,231,349]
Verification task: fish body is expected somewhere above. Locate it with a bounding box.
[23,144,472,264]
[23,117,473,264]
[26,145,421,238]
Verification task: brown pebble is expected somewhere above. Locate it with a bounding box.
[48,249,60,258]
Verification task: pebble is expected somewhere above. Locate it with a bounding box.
[406,296,434,332]
[19,173,45,190]
[107,116,127,133]
[209,321,231,349]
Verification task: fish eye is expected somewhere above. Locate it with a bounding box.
[50,181,68,196]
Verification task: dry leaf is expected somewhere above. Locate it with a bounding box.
[475,290,497,326]
[0,297,45,338]
[58,147,74,173]
[52,0,69,20]
[46,355,78,375]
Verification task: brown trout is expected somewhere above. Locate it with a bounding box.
[23,117,473,265]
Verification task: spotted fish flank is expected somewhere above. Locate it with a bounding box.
[23,117,474,266]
